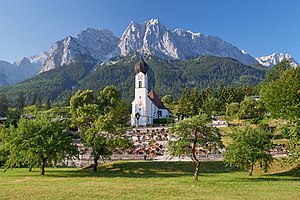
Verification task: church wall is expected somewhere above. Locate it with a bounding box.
[146,97,154,125]
[160,109,171,118]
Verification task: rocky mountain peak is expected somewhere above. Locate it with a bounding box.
[40,27,119,73]
[29,51,49,64]
[14,57,31,67]
[118,19,258,64]
[145,18,160,26]
[256,52,298,67]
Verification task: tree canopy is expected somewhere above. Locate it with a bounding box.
[70,85,131,172]
[0,113,78,175]
[224,127,273,176]
[260,67,300,121]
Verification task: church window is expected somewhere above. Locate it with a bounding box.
[138,81,142,88]
[158,110,162,118]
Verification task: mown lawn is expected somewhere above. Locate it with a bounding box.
[0,160,299,200]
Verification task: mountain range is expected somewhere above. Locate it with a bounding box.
[0,19,298,86]
[0,54,267,104]
[0,51,48,86]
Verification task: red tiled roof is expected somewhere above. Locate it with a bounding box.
[148,90,166,109]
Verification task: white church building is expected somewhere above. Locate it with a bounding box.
[131,58,172,127]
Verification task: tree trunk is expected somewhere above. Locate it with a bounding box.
[41,160,46,175]
[194,161,200,181]
[29,165,32,172]
[191,130,201,181]
[249,163,254,176]
[93,157,98,172]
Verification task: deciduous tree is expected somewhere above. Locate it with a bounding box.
[1,113,78,175]
[70,86,131,172]
[237,96,264,119]
[260,67,300,121]
[281,120,300,165]
[224,127,273,176]
[260,66,300,165]
[225,102,240,118]
[169,114,223,181]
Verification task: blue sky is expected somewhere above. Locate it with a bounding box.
[0,0,299,62]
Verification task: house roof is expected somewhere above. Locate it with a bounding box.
[135,57,149,74]
[148,90,166,109]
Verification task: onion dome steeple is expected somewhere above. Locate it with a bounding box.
[135,57,149,74]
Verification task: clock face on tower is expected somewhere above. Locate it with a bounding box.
[138,99,143,108]
[137,75,143,80]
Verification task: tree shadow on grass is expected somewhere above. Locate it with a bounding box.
[234,165,300,183]
[270,165,300,177]
[235,176,299,183]
[45,161,239,178]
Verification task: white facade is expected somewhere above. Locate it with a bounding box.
[131,61,172,127]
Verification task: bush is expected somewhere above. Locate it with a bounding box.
[153,118,174,124]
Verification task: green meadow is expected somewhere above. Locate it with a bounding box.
[0,160,299,200]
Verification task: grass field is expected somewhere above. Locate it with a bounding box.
[0,160,299,200]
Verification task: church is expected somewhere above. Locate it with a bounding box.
[131,58,172,127]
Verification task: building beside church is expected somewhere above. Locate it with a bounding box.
[131,58,172,127]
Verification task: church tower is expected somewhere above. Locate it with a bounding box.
[131,58,149,127]
[131,57,172,127]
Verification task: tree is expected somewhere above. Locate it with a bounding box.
[0,93,8,117]
[83,113,130,172]
[5,109,21,128]
[110,100,130,126]
[1,113,78,175]
[202,96,222,116]
[281,120,300,165]
[35,97,42,110]
[225,102,240,118]
[237,96,264,119]
[224,127,273,176]
[0,129,9,167]
[169,114,223,181]
[16,92,25,113]
[263,59,292,84]
[98,85,121,114]
[45,99,51,110]
[30,93,38,106]
[260,67,300,165]
[190,88,200,116]
[177,88,192,119]
[70,86,130,172]
[260,67,300,121]
[70,89,98,129]
[215,84,235,113]
[161,95,174,106]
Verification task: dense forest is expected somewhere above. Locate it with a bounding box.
[0,54,267,105]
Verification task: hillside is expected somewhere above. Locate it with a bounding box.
[0,55,266,104]
[80,55,266,100]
